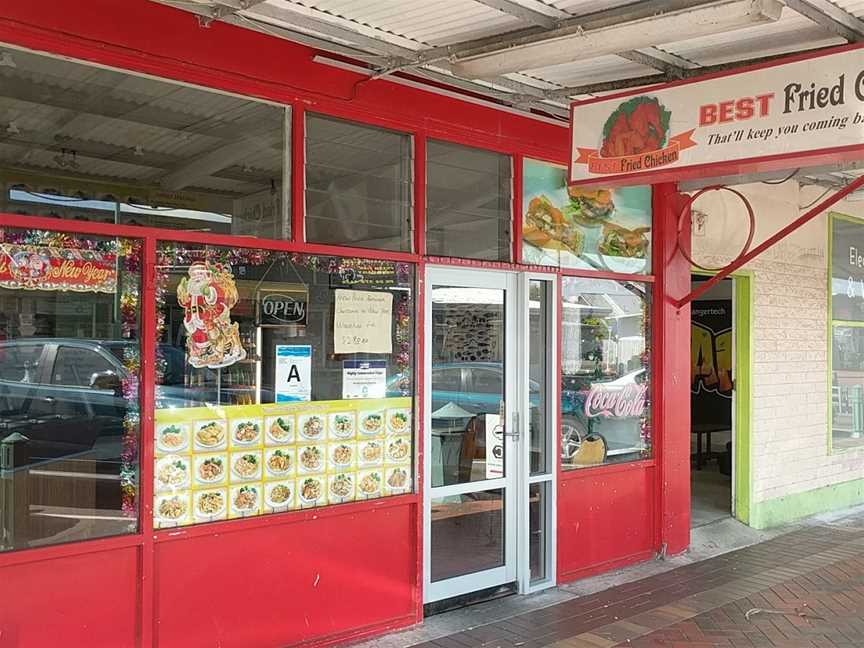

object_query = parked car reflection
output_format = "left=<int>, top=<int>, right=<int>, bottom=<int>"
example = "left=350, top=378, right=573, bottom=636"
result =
left=0, top=338, right=259, bottom=463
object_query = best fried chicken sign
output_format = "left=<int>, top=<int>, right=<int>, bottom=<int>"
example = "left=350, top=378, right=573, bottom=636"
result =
left=569, top=45, right=864, bottom=185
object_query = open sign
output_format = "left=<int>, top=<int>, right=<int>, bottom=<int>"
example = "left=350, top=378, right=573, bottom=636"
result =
left=257, top=290, right=308, bottom=326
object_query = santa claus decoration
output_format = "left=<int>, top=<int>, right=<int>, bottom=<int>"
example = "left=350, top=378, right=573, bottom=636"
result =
left=177, top=261, right=246, bottom=369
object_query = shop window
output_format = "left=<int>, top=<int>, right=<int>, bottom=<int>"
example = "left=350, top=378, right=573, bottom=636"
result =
left=560, top=277, right=651, bottom=469
left=522, top=159, right=652, bottom=274
left=830, top=213, right=864, bottom=450
left=426, top=140, right=512, bottom=261
left=153, top=243, right=415, bottom=527
left=305, top=114, right=413, bottom=251
left=0, top=49, right=289, bottom=239
left=0, top=227, right=142, bottom=552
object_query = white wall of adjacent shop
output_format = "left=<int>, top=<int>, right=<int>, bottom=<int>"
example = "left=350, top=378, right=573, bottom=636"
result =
left=691, top=179, right=864, bottom=526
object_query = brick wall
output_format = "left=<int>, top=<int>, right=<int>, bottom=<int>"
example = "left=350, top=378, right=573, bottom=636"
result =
left=691, top=182, right=864, bottom=507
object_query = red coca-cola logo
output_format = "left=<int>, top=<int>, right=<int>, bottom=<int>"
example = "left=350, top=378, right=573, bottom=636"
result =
left=584, top=383, right=647, bottom=418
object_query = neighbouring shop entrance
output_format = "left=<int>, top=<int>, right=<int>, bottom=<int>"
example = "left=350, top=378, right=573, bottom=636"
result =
left=690, top=275, right=735, bottom=527
left=423, top=267, right=555, bottom=607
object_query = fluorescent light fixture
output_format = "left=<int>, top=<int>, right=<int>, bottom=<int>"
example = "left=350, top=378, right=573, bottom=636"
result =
left=451, top=0, right=783, bottom=80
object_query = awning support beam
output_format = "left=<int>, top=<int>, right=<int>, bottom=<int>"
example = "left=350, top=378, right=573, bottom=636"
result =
left=675, top=173, right=864, bottom=309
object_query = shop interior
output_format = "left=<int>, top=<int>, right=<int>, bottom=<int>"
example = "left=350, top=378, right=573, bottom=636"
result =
left=690, top=275, right=734, bottom=528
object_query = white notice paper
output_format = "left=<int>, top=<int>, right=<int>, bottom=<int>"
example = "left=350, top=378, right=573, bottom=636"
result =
left=485, top=414, right=503, bottom=479
left=333, top=289, right=393, bottom=355
left=274, top=345, right=311, bottom=402
left=342, top=360, right=387, bottom=399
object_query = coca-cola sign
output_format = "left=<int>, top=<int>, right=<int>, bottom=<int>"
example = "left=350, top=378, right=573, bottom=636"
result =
left=584, top=383, right=647, bottom=418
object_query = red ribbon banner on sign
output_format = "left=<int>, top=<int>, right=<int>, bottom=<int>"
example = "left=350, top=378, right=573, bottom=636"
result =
left=576, top=130, right=697, bottom=175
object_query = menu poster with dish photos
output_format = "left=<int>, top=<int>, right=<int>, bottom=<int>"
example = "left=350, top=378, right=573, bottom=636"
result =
left=521, top=158, right=652, bottom=274
left=153, top=397, right=413, bottom=529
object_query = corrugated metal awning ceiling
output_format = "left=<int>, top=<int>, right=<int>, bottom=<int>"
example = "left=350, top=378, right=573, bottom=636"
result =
left=150, top=0, right=864, bottom=120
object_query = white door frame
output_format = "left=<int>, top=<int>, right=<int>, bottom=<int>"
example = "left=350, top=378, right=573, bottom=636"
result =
left=518, top=272, right=558, bottom=594
left=423, top=266, right=518, bottom=603
left=423, top=266, right=557, bottom=603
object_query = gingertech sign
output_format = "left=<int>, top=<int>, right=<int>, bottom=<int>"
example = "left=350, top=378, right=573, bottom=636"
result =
left=570, top=45, right=864, bottom=185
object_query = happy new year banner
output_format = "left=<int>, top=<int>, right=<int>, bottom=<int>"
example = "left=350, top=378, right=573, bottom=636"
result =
left=0, top=244, right=117, bottom=293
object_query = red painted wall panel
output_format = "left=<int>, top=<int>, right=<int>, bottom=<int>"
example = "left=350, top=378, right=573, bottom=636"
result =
left=153, top=503, right=418, bottom=648
left=0, top=546, right=140, bottom=648
left=557, top=465, right=655, bottom=581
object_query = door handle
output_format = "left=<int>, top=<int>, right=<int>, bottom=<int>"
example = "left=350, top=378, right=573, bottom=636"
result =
left=492, top=423, right=519, bottom=440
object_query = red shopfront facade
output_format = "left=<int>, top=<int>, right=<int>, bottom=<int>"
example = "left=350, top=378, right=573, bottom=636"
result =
left=0, top=2, right=691, bottom=647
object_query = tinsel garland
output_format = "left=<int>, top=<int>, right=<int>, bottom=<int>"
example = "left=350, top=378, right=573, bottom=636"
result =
left=640, top=295, right=652, bottom=457
left=119, top=239, right=142, bottom=520
left=0, top=228, right=117, bottom=252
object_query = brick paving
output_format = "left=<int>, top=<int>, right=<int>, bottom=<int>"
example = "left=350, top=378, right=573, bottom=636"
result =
left=400, top=521, right=864, bottom=648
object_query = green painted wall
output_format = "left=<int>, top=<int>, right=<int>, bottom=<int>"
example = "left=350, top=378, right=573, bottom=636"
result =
left=749, top=478, right=864, bottom=529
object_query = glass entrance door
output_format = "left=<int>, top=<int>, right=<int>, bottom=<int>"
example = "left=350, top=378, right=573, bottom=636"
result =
left=424, top=267, right=518, bottom=603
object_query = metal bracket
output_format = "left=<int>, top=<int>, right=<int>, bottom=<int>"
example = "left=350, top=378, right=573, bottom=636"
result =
left=675, top=173, right=864, bottom=309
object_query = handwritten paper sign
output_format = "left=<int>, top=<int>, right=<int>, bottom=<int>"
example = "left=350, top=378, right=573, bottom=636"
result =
left=333, top=289, right=393, bottom=354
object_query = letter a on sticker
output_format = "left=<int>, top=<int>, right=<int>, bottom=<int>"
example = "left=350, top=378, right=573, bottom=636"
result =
left=287, top=364, right=301, bottom=382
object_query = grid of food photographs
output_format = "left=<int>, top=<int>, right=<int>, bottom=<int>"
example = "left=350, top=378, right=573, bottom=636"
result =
left=153, top=397, right=413, bottom=528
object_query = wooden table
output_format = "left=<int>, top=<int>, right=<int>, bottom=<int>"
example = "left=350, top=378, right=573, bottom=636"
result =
left=691, top=423, right=730, bottom=470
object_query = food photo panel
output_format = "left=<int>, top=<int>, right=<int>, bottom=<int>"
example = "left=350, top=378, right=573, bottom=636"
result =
left=194, top=419, right=228, bottom=452
left=194, top=453, right=228, bottom=487
left=193, top=488, right=228, bottom=523
left=155, top=455, right=192, bottom=493
left=328, top=472, right=355, bottom=504
left=358, top=410, right=385, bottom=438
left=263, top=480, right=295, bottom=513
left=384, top=466, right=411, bottom=495
left=230, top=450, right=263, bottom=483
left=297, top=475, right=326, bottom=509
left=328, top=442, right=355, bottom=471
left=230, top=417, right=263, bottom=448
left=155, top=491, right=191, bottom=528
left=264, top=447, right=295, bottom=480
left=265, top=414, right=294, bottom=446
left=229, top=484, right=262, bottom=518
left=155, top=422, right=190, bottom=455
left=328, top=411, right=356, bottom=441
left=298, top=413, right=327, bottom=442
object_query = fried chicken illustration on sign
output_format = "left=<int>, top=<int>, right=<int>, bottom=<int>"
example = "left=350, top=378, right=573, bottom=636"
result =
left=600, top=97, right=671, bottom=158
left=177, top=261, right=246, bottom=369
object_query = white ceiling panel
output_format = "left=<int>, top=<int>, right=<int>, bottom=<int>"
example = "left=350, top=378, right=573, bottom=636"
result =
left=275, top=0, right=524, bottom=46
left=657, top=6, right=844, bottom=66
left=523, top=54, right=657, bottom=87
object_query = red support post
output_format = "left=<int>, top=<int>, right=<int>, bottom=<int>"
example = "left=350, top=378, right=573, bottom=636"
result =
left=654, top=183, right=691, bottom=555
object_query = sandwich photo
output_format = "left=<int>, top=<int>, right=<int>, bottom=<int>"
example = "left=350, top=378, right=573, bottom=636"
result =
left=523, top=195, right=584, bottom=255
left=598, top=222, right=650, bottom=259
left=565, top=187, right=615, bottom=227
